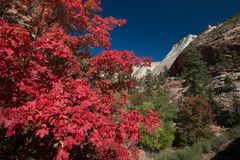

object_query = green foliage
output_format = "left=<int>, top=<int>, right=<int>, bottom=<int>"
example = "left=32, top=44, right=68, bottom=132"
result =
left=212, top=45, right=240, bottom=72
left=157, top=71, right=168, bottom=85
left=144, top=69, right=154, bottom=97
left=155, top=140, right=211, bottom=160
left=232, top=50, right=240, bottom=65
left=211, top=134, right=228, bottom=151
left=215, top=76, right=236, bottom=94
left=155, top=125, right=240, bottom=160
left=213, top=97, right=240, bottom=127
left=213, top=46, right=228, bottom=70
left=139, top=122, right=175, bottom=150
left=176, top=146, right=201, bottom=160
left=234, top=98, right=240, bottom=117
left=132, top=102, right=154, bottom=115
left=182, top=48, right=211, bottom=97
left=197, top=140, right=212, bottom=153
left=224, top=76, right=234, bottom=86
left=155, top=152, right=180, bottom=160
left=157, top=73, right=166, bottom=84
left=153, top=88, right=177, bottom=122
left=231, top=98, right=240, bottom=125
left=228, top=125, right=240, bottom=139
left=155, top=139, right=212, bottom=160
left=130, top=88, right=177, bottom=150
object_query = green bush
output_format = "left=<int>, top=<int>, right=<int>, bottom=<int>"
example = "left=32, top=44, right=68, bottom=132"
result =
left=130, top=88, right=177, bottom=151
left=153, top=88, right=177, bottom=122
left=131, top=102, right=154, bottom=115
left=135, top=88, right=177, bottom=150
left=195, top=140, right=212, bottom=153
left=229, top=125, right=240, bottom=139
left=144, top=69, right=154, bottom=97
left=155, top=140, right=211, bottom=160
left=155, top=126, right=240, bottom=160
left=214, top=98, right=240, bottom=127
left=211, top=134, right=228, bottom=151
left=155, top=152, right=179, bottom=160
left=139, top=122, right=175, bottom=150
left=176, top=146, right=201, bottom=160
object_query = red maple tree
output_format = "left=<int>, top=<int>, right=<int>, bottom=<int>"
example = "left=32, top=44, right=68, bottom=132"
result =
left=0, top=1, right=159, bottom=159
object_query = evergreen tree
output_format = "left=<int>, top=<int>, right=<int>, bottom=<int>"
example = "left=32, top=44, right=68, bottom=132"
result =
left=214, top=46, right=228, bottom=69
left=182, top=48, right=211, bottom=96
left=153, top=88, right=177, bottom=122
left=157, top=71, right=168, bottom=86
left=144, top=69, right=154, bottom=97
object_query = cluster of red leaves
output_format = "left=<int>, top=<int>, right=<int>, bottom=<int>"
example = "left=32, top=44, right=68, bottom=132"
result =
left=15, top=0, right=126, bottom=51
left=0, top=19, right=54, bottom=107
left=0, top=0, right=160, bottom=159
left=88, top=50, right=151, bottom=91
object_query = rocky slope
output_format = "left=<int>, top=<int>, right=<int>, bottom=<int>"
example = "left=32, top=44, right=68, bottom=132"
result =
left=132, top=34, right=197, bottom=79
left=134, top=14, right=240, bottom=109
left=159, top=34, right=197, bottom=71
left=170, top=14, right=240, bottom=74
left=169, top=14, right=240, bottom=108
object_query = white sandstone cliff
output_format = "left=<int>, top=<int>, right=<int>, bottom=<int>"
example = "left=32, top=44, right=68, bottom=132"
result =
left=132, top=34, right=197, bottom=79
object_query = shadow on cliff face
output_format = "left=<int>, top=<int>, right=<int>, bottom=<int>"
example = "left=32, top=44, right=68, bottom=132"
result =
left=212, top=138, right=240, bottom=160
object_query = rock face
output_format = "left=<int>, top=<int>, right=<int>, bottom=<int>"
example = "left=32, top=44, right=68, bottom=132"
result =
left=212, top=71, right=240, bottom=109
left=1, top=1, right=47, bottom=38
left=170, top=15, right=240, bottom=74
left=132, top=34, right=197, bottom=79
left=133, top=14, right=240, bottom=109
left=169, top=14, right=240, bottom=109
left=160, top=34, right=197, bottom=71
left=132, top=62, right=161, bottom=79
left=163, top=77, right=186, bottom=103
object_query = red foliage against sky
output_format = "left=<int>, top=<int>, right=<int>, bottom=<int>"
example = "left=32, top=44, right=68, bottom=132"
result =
left=0, top=0, right=158, bottom=159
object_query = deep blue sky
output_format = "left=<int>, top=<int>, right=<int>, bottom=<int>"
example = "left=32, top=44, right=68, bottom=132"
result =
left=99, top=0, right=240, bottom=61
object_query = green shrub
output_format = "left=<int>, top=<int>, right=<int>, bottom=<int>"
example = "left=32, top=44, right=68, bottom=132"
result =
left=144, top=69, right=154, bottom=97
left=215, top=98, right=240, bottom=127
left=131, top=102, right=154, bottom=115
left=228, top=125, right=240, bottom=139
left=136, top=88, right=177, bottom=151
left=153, top=88, right=177, bottom=122
left=155, top=152, right=179, bottom=160
left=224, top=76, right=234, bottom=86
left=211, top=134, right=228, bottom=151
left=176, top=146, right=201, bottom=160
left=130, top=88, right=177, bottom=151
left=195, top=140, right=212, bottom=153
left=155, top=125, right=240, bottom=160
left=139, top=122, right=175, bottom=150
left=155, top=140, right=210, bottom=160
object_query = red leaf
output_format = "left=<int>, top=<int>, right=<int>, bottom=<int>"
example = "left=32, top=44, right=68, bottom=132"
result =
left=56, top=148, right=69, bottom=160
left=36, top=127, right=49, bottom=138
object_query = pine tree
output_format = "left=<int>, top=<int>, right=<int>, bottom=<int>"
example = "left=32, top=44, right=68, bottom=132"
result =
left=153, top=88, right=177, bottom=122
left=144, top=69, right=154, bottom=97
left=182, top=48, right=211, bottom=96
